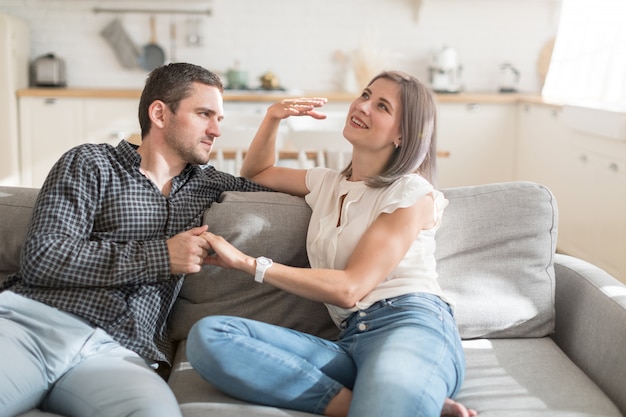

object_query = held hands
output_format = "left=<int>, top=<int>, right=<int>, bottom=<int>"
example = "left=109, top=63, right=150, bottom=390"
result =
left=267, top=97, right=329, bottom=121
left=167, top=227, right=254, bottom=275
left=200, top=232, right=254, bottom=274
left=167, top=225, right=212, bottom=275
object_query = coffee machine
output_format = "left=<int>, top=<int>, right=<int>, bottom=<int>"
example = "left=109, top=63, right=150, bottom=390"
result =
left=429, top=46, right=462, bottom=93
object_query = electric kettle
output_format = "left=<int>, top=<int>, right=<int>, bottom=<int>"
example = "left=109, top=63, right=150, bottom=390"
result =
left=499, top=63, right=520, bottom=93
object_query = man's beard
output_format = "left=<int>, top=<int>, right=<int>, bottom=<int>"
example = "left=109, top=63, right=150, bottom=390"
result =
left=164, top=130, right=212, bottom=166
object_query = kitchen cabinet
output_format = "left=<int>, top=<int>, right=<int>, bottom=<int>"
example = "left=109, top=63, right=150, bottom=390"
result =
left=19, top=96, right=82, bottom=187
left=18, top=96, right=139, bottom=187
left=557, top=137, right=626, bottom=282
left=515, top=102, right=626, bottom=284
left=436, top=102, right=517, bottom=188
left=592, top=154, right=626, bottom=280
left=515, top=104, right=565, bottom=191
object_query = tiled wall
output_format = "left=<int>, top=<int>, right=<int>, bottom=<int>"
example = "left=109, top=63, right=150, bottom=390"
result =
left=0, top=0, right=561, bottom=93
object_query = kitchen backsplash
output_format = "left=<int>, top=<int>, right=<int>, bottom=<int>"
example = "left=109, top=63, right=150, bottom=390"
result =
left=0, top=0, right=562, bottom=92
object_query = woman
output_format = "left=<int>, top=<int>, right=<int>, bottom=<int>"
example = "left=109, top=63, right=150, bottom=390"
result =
left=187, top=71, right=476, bottom=417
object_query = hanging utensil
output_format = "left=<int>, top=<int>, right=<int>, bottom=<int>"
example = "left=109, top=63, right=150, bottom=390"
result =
left=100, top=18, right=140, bottom=69
left=139, top=15, right=165, bottom=71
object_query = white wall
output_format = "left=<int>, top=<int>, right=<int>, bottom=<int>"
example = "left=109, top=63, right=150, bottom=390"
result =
left=0, top=0, right=562, bottom=93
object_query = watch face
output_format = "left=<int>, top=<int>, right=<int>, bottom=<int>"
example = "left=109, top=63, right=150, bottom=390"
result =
left=258, top=257, right=272, bottom=267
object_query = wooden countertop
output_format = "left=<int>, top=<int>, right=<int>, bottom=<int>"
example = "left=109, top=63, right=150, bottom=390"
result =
left=16, top=87, right=553, bottom=105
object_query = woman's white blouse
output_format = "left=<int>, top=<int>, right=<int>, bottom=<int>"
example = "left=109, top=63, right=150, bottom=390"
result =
left=304, top=167, right=452, bottom=326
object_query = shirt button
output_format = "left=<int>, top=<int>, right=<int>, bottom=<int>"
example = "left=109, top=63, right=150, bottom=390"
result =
left=358, top=323, right=367, bottom=331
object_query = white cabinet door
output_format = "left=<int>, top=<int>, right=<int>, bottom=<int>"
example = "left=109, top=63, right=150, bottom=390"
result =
left=558, top=148, right=626, bottom=282
left=19, top=96, right=82, bottom=187
left=82, top=98, right=140, bottom=145
left=592, top=154, right=626, bottom=280
left=19, top=96, right=141, bottom=188
left=555, top=145, right=598, bottom=262
left=515, top=104, right=565, bottom=191
left=516, top=102, right=626, bottom=284
left=437, top=103, right=516, bottom=188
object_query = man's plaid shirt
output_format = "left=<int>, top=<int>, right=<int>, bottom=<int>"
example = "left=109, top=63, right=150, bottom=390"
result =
left=1, top=140, right=268, bottom=364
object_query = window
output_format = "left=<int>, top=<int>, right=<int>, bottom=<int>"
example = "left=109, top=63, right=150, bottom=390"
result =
left=542, top=0, right=626, bottom=108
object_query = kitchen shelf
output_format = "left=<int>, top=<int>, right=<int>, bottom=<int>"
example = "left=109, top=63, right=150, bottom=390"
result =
left=17, top=88, right=542, bottom=105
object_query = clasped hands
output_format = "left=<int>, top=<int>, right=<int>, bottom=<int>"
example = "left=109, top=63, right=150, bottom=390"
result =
left=167, top=225, right=249, bottom=275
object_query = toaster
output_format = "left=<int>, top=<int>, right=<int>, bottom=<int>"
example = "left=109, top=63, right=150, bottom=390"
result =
left=31, top=53, right=66, bottom=87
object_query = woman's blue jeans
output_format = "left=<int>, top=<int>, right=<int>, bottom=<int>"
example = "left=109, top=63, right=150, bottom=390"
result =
left=186, top=293, right=465, bottom=417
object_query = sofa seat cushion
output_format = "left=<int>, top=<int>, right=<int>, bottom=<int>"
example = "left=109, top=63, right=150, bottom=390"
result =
left=170, top=341, right=317, bottom=416
left=179, top=403, right=317, bottom=417
left=169, top=338, right=621, bottom=417
left=457, top=338, right=622, bottom=416
left=436, top=182, right=558, bottom=339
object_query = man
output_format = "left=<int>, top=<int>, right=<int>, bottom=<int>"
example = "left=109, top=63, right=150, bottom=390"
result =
left=0, top=63, right=268, bottom=417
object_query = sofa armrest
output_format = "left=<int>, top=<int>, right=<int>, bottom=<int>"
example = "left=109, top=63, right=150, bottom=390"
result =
left=552, top=253, right=626, bottom=416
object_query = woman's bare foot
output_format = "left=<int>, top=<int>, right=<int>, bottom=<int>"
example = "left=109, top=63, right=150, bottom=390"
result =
left=324, top=388, right=352, bottom=417
left=442, top=398, right=478, bottom=417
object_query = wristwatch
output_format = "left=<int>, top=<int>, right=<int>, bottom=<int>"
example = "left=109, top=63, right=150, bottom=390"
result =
left=254, top=256, right=273, bottom=283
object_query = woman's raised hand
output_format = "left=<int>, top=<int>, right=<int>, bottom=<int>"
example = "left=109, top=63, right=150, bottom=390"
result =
left=267, top=97, right=328, bottom=120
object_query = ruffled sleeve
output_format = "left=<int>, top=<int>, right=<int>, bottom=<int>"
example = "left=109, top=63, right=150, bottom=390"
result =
left=379, top=174, right=448, bottom=226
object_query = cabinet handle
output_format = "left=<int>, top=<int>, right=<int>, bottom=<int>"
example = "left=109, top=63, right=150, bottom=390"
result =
left=608, top=162, right=619, bottom=172
left=467, top=103, right=480, bottom=112
left=44, top=98, right=57, bottom=105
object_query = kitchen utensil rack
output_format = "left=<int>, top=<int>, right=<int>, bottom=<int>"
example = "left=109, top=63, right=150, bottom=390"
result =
left=93, top=7, right=212, bottom=16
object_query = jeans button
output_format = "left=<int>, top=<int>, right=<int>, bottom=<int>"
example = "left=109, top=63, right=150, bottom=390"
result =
left=358, top=323, right=367, bottom=331
left=358, top=311, right=366, bottom=317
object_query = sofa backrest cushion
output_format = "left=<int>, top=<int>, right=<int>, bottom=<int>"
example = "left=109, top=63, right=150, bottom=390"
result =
left=168, top=191, right=339, bottom=342
left=170, top=181, right=557, bottom=342
left=0, top=187, right=39, bottom=284
left=0, top=182, right=557, bottom=342
left=436, top=181, right=557, bottom=338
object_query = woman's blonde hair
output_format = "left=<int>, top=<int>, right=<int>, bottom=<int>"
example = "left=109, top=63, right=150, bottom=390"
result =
left=342, top=70, right=438, bottom=187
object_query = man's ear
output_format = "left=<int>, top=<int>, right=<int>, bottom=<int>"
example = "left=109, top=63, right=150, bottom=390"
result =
left=149, top=100, right=167, bottom=128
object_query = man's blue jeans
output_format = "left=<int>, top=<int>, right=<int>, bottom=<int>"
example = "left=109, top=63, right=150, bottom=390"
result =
left=0, top=291, right=181, bottom=417
left=187, top=293, right=465, bottom=417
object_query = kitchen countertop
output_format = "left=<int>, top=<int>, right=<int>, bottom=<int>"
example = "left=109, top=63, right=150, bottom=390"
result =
left=16, top=87, right=555, bottom=105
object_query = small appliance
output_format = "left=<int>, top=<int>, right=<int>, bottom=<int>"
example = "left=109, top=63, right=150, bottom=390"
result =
left=499, top=63, right=520, bottom=93
left=429, top=46, right=462, bottom=93
left=31, top=53, right=66, bottom=87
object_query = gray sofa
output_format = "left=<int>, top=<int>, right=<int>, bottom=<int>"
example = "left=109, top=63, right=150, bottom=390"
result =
left=1, top=181, right=624, bottom=417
